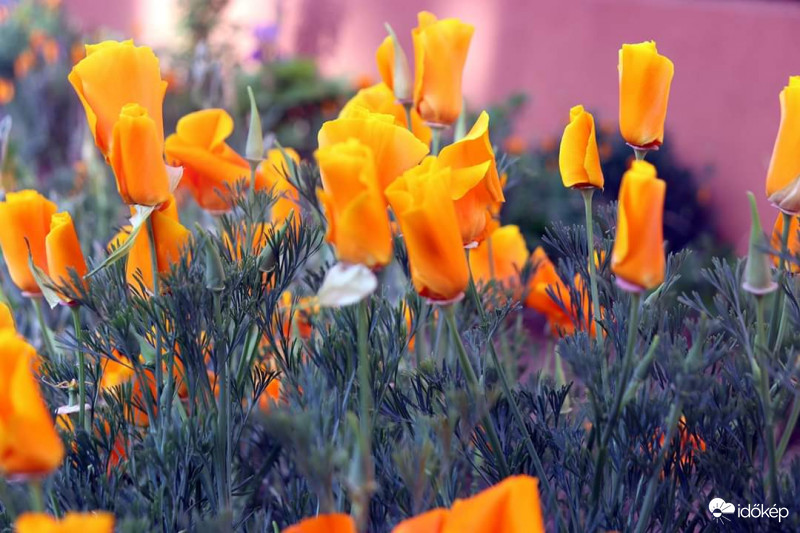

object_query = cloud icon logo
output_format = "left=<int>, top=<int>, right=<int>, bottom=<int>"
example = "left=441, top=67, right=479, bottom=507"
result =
left=709, top=498, right=735, bottom=522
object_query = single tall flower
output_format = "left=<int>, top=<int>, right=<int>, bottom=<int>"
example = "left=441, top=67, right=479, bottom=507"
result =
left=165, top=109, right=250, bottom=213
left=765, top=77, right=800, bottom=211
left=559, top=105, right=604, bottom=189
left=0, top=190, right=57, bottom=295
left=611, top=160, right=667, bottom=291
left=412, top=11, right=474, bottom=126
left=386, top=158, right=469, bottom=301
left=69, top=40, right=171, bottom=206
left=315, top=139, right=393, bottom=268
left=318, top=107, right=429, bottom=192
left=436, top=111, right=504, bottom=246
left=618, top=41, right=674, bottom=150
left=0, top=330, right=65, bottom=476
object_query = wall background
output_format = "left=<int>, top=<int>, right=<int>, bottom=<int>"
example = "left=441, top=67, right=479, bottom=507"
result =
left=63, top=0, right=800, bottom=247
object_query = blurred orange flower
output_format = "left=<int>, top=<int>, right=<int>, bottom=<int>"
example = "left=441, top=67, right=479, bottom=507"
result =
left=0, top=302, right=15, bottom=331
left=771, top=212, right=800, bottom=272
left=469, top=225, right=528, bottom=293
left=316, top=138, right=393, bottom=268
left=412, top=11, right=474, bottom=126
left=0, top=78, right=14, bottom=105
left=0, top=330, right=65, bottom=477
left=15, top=511, right=114, bottom=533
left=611, top=160, right=666, bottom=291
left=618, top=41, right=674, bottom=149
left=14, top=49, right=36, bottom=78
left=285, top=514, right=356, bottom=533
left=391, top=475, right=545, bottom=533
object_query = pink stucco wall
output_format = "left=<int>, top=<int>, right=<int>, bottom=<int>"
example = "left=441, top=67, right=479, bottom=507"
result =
left=64, top=0, right=800, bottom=247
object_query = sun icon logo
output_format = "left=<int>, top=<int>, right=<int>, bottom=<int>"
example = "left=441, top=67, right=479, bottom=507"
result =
left=708, top=497, right=735, bottom=523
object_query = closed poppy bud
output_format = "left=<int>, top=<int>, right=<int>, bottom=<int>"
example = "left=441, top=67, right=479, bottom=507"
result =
left=0, top=190, right=57, bottom=295
left=469, top=225, right=529, bottom=292
left=611, top=160, right=666, bottom=291
left=69, top=40, right=167, bottom=156
left=45, top=212, right=88, bottom=297
left=772, top=212, right=800, bottom=273
left=376, top=26, right=412, bottom=103
left=110, top=103, right=171, bottom=206
left=315, top=139, right=393, bottom=268
left=412, top=11, right=474, bottom=126
left=318, top=107, right=429, bottom=192
left=0, top=302, right=14, bottom=330
left=0, top=330, right=65, bottom=476
left=386, top=158, right=469, bottom=302
left=165, top=109, right=250, bottom=213
left=436, top=111, right=504, bottom=246
left=341, top=83, right=432, bottom=146
left=743, top=192, right=777, bottom=295
left=15, top=511, right=115, bottom=533
left=618, top=41, right=674, bottom=149
left=284, top=514, right=356, bottom=533
left=559, top=105, right=604, bottom=189
left=255, top=148, right=302, bottom=225
left=766, top=77, right=800, bottom=207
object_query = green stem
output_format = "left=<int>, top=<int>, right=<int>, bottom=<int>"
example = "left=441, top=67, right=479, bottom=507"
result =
left=431, top=128, right=442, bottom=156
left=443, top=305, right=510, bottom=478
left=592, top=291, right=642, bottom=508
left=71, top=306, right=88, bottom=431
left=355, top=299, right=374, bottom=532
left=31, top=297, right=57, bottom=359
left=580, top=189, right=606, bottom=393
left=28, top=479, right=44, bottom=512
left=214, top=292, right=231, bottom=511
left=634, top=397, right=684, bottom=533
left=403, top=102, right=413, bottom=134
left=633, top=148, right=647, bottom=161
left=756, top=295, right=779, bottom=502
left=778, top=393, right=800, bottom=462
left=146, top=217, right=164, bottom=426
left=771, top=212, right=792, bottom=351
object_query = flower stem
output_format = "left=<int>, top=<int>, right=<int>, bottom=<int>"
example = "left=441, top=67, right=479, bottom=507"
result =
left=146, top=216, right=164, bottom=425
left=71, top=306, right=89, bottom=432
left=403, top=102, right=413, bottom=134
left=633, top=148, right=647, bottom=161
left=756, top=295, right=779, bottom=502
left=431, top=128, right=442, bottom=156
left=31, top=297, right=57, bottom=359
left=769, top=212, right=792, bottom=350
left=28, top=479, right=44, bottom=512
left=442, top=304, right=509, bottom=478
left=580, top=189, right=606, bottom=394
left=355, top=298, right=375, bottom=531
